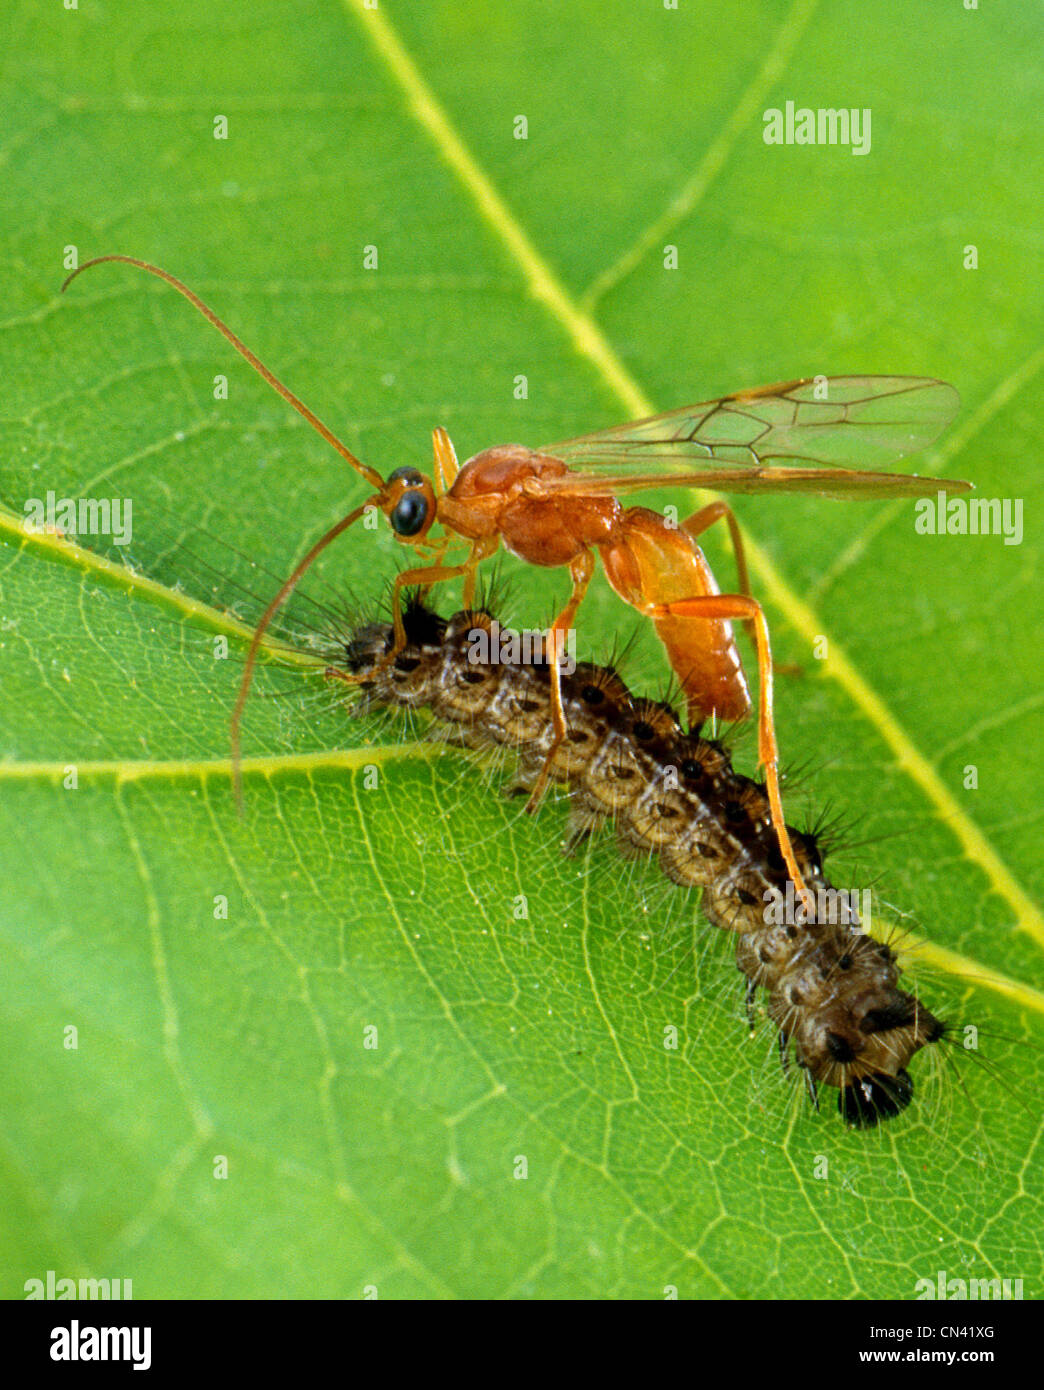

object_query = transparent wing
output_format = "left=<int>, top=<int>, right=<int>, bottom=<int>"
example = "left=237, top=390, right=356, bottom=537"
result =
left=538, top=376, right=968, bottom=499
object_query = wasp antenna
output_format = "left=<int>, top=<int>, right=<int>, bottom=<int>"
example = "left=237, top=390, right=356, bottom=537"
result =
left=230, top=499, right=376, bottom=811
left=61, top=255, right=385, bottom=490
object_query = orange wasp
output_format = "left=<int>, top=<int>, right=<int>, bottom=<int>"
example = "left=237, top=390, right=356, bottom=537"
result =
left=63, top=257, right=971, bottom=901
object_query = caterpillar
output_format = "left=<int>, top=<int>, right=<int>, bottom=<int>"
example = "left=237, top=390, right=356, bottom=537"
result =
left=335, top=597, right=946, bottom=1127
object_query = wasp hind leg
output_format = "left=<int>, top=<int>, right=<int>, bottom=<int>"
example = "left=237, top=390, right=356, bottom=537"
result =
left=681, top=502, right=800, bottom=677
left=651, top=590, right=811, bottom=907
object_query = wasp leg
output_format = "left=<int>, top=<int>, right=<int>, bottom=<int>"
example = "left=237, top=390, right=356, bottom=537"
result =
left=523, top=551, right=595, bottom=814
left=390, top=537, right=498, bottom=652
left=681, top=502, right=800, bottom=677
left=653, top=591, right=811, bottom=907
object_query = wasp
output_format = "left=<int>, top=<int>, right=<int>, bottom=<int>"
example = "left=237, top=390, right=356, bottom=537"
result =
left=62, top=256, right=971, bottom=900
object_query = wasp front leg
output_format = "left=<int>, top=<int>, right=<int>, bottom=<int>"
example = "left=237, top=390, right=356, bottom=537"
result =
left=325, top=536, right=498, bottom=697
left=408, top=534, right=453, bottom=569
left=390, top=535, right=500, bottom=652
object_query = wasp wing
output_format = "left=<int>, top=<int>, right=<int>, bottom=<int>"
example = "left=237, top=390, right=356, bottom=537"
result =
left=538, top=376, right=968, bottom=499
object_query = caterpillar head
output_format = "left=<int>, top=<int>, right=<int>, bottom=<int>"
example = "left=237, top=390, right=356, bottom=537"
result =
left=764, top=929, right=946, bottom=1124
left=838, top=1068, right=915, bottom=1127
left=820, top=987, right=946, bottom=1125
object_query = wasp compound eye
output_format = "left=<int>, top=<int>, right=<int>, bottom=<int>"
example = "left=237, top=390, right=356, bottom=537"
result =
left=390, top=490, right=429, bottom=536
left=387, top=466, right=425, bottom=486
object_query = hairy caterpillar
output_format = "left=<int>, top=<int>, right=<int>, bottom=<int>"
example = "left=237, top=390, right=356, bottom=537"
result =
left=336, top=598, right=946, bottom=1127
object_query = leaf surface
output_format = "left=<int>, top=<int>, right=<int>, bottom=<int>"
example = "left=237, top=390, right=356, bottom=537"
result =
left=1, top=0, right=1041, bottom=1298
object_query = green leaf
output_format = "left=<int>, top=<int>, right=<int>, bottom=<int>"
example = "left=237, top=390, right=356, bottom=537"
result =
left=2, top=0, right=1041, bottom=1299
